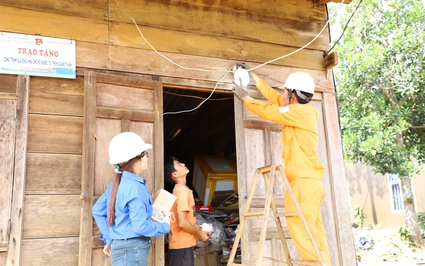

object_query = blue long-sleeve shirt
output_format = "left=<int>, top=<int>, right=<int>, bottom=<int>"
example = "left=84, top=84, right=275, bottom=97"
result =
left=92, top=171, right=170, bottom=246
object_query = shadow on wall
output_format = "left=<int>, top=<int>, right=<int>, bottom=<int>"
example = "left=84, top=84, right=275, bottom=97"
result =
left=345, top=161, right=388, bottom=225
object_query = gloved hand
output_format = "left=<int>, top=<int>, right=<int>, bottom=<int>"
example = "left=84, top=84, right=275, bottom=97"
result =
left=232, top=78, right=248, bottom=100
left=235, top=62, right=250, bottom=71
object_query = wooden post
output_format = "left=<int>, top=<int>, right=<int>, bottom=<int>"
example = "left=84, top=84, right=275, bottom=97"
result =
left=7, top=75, right=30, bottom=265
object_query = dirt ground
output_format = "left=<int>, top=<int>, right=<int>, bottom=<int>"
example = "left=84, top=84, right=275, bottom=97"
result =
left=353, top=227, right=425, bottom=266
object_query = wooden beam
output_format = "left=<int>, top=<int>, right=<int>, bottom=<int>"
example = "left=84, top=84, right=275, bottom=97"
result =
left=7, top=75, right=30, bottom=266
left=322, top=90, right=357, bottom=264
left=96, top=107, right=155, bottom=122
left=324, top=51, right=339, bottom=71
left=315, top=0, right=352, bottom=4
left=0, top=93, right=17, bottom=100
left=78, top=71, right=96, bottom=266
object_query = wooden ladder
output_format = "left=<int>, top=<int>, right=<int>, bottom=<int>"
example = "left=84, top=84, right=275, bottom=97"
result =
left=227, top=165, right=324, bottom=266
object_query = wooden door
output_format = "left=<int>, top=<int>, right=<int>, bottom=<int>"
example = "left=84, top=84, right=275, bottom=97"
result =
left=1, top=75, right=29, bottom=266
left=233, top=92, right=342, bottom=265
left=0, top=78, right=17, bottom=263
left=78, top=71, right=164, bottom=266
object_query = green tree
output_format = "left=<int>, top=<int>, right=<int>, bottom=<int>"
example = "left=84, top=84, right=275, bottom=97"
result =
left=330, top=0, right=425, bottom=246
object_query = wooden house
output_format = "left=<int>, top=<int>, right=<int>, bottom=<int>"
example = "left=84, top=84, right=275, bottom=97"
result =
left=0, top=0, right=356, bottom=265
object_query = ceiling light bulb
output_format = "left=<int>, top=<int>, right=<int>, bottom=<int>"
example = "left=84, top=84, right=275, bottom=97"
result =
left=234, top=67, right=250, bottom=87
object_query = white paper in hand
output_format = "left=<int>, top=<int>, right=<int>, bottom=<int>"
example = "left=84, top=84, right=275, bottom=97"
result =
left=152, top=189, right=177, bottom=223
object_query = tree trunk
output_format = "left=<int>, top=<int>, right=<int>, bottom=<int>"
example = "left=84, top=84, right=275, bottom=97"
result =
left=401, top=176, right=424, bottom=247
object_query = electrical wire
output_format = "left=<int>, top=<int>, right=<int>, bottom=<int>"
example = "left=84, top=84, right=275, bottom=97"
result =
left=164, top=90, right=233, bottom=101
left=113, top=0, right=348, bottom=115
left=113, top=0, right=226, bottom=72
left=248, top=21, right=330, bottom=72
left=326, top=0, right=364, bottom=56
left=163, top=67, right=233, bottom=115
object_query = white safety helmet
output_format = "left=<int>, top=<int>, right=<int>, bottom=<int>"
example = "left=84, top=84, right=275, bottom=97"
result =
left=108, top=132, right=152, bottom=165
left=281, top=72, right=315, bottom=95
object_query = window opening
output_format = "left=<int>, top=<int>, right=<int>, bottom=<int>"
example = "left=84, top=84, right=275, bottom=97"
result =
left=388, top=174, right=404, bottom=212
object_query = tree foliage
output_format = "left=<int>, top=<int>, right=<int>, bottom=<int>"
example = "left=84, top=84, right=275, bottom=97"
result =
left=331, top=0, right=425, bottom=177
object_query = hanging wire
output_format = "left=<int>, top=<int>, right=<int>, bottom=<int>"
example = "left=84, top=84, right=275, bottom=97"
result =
left=113, top=0, right=348, bottom=115
left=326, top=0, right=364, bottom=56
left=163, top=67, right=233, bottom=115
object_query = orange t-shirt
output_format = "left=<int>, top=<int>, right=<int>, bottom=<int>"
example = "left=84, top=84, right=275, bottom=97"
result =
left=168, top=184, right=198, bottom=249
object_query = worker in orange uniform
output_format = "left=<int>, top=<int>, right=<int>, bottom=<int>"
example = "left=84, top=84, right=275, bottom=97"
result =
left=232, top=65, right=332, bottom=266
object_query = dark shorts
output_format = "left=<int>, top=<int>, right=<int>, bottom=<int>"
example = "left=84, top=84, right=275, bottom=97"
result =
left=168, top=247, right=194, bottom=266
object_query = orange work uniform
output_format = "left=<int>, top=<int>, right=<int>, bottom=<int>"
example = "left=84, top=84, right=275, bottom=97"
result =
left=243, top=78, right=332, bottom=265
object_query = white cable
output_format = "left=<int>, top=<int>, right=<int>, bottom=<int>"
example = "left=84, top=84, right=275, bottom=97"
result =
left=113, top=0, right=344, bottom=74
left=114, top=0, right=227, bottom=72
left=247, top=21, right=330, bottom=72
left=163, top=67, right=232, bottom=115
left=114, top=0, right=347, bottom=115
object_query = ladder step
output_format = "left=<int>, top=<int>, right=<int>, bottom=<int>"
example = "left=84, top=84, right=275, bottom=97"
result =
left=291, top=259, right=323, bottom=265
left=243, top=211, right=264, bottom=217
left=244, top=211, right=299, bottom=218
left=277, top=211, right=298, bottom=217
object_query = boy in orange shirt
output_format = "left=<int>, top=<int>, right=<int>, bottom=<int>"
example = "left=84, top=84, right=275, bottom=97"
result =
left=164, top=156, right=210, bottom=266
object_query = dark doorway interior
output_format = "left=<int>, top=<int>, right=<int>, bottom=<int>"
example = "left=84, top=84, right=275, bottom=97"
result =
left=163, top=87, right=236, bottom=195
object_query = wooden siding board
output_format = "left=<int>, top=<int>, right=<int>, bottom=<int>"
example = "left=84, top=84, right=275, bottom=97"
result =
left=23, top=195, right=80, bottom=238
left=96, top=107, right=155, bottom=122
left=76, top=42, right=110, bottom=69
left=76, top=40, right=329, bottom=89
left=21, top=237, right=79, bottom=266
left=93, top=118, right=121, bottom=196
left=0, top=0, right=108, bottom=18
left=109, top=45, right=329, bottom=87
left=96, top=83, right=155, bottom=110
left=30, top=76, right=84, bottom=95
left=94, top=71, right=157, bottom=88
left=26, top=153, right=82, bottom=194
left=29, top=91, right=84, bottom=117
left=159, top=0, right=327, bottom=22
left=109, top=0, right=329, bottom=50
left=27, top=114, right=83, bottom=154
left=0, top=5, right=108, bottom=43
left=0, top=75, right=17, bottom=93
left=109, top=22, right=326, bottom=70
left=7, top=75, right=29, bottom=266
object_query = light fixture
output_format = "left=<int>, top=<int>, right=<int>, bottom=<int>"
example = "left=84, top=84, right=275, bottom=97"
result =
left=233, top=67, right=250, bottom=88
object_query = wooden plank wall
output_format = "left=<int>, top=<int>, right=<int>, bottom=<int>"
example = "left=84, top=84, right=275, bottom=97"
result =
left=22, top=76, right=84, bottom=265
left=0, top=0, right=331, bottom=88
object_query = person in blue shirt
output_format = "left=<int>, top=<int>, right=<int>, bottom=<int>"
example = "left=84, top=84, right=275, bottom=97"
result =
left=92, top=132, right=170, bottom=266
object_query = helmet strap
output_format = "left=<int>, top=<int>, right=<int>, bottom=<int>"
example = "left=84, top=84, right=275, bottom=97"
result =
left=294, top=90, right=312, bottom=103
left=288, top=89, right=293, bottom=101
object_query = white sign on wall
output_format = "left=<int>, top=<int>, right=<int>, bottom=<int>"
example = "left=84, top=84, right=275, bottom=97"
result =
left=0, top=32, right=76, bottom=79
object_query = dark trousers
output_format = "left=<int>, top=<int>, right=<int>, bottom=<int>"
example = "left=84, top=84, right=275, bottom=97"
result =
left=168, top=247, right=194, bottom=266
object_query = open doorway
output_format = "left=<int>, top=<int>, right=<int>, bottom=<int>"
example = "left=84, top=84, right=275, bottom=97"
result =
left=162, top=86, right=238, bottom=264
left=163, top=87, right=236, bottom=194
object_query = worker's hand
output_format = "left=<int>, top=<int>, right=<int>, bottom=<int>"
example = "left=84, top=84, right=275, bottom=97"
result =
left=198, top=230, right=210, bottom=242
left=103, top=245, right=111, bottom=256
left=232, top=78, right=248, bottom=100
left=164, top=212, right=175, bottom=225
left=235, top=62, right=250, bottom=71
